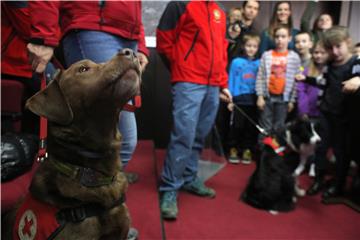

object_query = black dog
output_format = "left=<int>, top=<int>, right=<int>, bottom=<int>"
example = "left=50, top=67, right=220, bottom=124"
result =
left=241, top=118, right=320, bottom=213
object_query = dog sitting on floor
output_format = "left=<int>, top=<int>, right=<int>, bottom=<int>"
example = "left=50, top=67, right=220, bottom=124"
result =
left=4, top=49, right=141, bottom=240
left=241, top=118, right=320, bottom=214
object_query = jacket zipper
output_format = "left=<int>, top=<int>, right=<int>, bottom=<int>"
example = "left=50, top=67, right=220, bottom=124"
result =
left=99, top=0, right=105, bottom=25
left=207, top=3, right=214, bottom=83
left=184, top=30, right=199, bottom=61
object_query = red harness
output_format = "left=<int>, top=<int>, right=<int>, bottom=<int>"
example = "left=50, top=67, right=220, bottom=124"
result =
left=263, top=136, right=286, bottom=157
left=13, top=194, right=63, bottom=240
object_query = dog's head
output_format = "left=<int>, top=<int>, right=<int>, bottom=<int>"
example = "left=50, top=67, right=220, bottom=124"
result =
left=285, top=118, right=321, bottom=152
left=26, top=49, right=141, bottom=128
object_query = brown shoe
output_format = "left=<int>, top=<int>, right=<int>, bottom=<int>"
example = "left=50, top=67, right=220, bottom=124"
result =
left=125, top=172, right=139, bottom=184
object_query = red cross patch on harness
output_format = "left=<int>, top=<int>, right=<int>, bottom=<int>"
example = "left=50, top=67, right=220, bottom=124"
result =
left=263, top=137, right=285, bottom=156
left=13, top=194, right=61, bottom=240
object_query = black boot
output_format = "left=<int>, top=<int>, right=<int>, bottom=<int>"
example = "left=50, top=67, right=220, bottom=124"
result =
left=307, top=171, right=324, bottom=196
left=322, top=180, right=344, bottom=200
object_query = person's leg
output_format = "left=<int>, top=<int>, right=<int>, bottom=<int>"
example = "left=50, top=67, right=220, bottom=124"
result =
left=258, top=98, right=273, bottom=141
left=323, top=114, right=348, bottom=199
left=240, top=105, right=258, bottom=163
left=160, top=83, right=205, bottom=192
left=182, top=85, right=219, bottom=187
left=159, top=82, right=205, bottom=219
left=62, top=30, right=138, bottom=167
left=273, top=101, right=288, bottom=132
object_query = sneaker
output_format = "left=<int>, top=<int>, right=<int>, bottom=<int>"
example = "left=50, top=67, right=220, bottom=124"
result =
left=160, top=191, right=178, bottom=219
left=228, top=147, right=240, bottom=164
left=125, top=172, right=139, bottom=184
left=182, top=178, right=216, bottom=198
left=241, top=149, right=252, bottom=164
left=127, top=227, right=138, bottom=240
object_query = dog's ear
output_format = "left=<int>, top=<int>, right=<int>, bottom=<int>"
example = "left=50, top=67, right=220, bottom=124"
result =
left=26, top=72, right=74, bottom=125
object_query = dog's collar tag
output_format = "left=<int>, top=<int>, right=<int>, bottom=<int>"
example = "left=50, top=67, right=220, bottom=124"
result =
left=79, top=167, right=115, bottom=187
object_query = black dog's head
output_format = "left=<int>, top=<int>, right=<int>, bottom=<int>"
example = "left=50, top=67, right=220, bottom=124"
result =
left=285, top=118, right=321, bottom=152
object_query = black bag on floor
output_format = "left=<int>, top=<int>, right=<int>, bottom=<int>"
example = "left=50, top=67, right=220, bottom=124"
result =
left=1, top=133, right=38, bottom=182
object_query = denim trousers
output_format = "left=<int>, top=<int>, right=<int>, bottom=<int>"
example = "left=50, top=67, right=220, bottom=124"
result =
left=62, top=30, right=138, bottom=168
left=160, top=82, right=220, bottom=192
left=259, top=95, right=288, bottom=135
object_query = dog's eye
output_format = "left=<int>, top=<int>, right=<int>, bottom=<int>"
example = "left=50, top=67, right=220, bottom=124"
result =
left=78, top=66, right=90, bottom=73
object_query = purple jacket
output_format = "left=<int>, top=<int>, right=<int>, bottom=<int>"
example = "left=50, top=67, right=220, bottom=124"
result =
left=297, top=81, right=320, bottom=117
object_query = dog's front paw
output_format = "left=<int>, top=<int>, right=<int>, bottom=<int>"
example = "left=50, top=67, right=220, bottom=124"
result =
left=295, top=186, right=306, bottom=197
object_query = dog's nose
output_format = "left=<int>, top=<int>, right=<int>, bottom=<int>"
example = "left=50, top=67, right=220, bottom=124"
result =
left=120, top=48, right=136, bottom=59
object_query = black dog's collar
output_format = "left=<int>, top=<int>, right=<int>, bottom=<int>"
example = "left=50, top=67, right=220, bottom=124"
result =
left=50, top=159, right=116, bottom=187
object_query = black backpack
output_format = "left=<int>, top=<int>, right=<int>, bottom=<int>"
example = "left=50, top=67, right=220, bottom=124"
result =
left=1, top=133, right=38, bottom=182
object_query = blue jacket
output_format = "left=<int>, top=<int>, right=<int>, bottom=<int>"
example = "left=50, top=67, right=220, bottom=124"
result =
left=228, top=57, right=260, bottom=105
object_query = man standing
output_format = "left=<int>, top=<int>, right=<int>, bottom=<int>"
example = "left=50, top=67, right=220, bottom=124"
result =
left=156, top=1, right=232, bottom=220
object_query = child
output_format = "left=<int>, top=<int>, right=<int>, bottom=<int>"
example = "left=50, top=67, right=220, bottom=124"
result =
left=256, top=24, right=301, bottom=138
left=227, top=34, right=260, bottom=164
left=299, top=26, right=360, bottom=201
left=295, top=40, right=330, bottom=191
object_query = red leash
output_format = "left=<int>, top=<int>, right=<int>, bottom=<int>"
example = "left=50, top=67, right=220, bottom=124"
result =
left=37, top=58, right=64, bottom=162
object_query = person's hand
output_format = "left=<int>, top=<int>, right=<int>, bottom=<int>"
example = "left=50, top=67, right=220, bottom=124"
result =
left=27, top=43, right=54, bottom=73
left=228, top=25, right=241, bottom=39
left=220, top=88, right=232, bottom=103
left=227, top=102, right=234, bottom=112
left=288, top=102, right=294, bottom=112
left=136, top=52, right=149, bottom=72
left=295, top=73, right=306, bottom=81
left=257, top=96, right=265, bottom=111
left=342, top=76, right=360, bottom=93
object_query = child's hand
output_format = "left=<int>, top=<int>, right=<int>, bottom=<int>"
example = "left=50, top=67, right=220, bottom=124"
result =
left=342, top=76, right=360, bottom=93
left=288, top=102, right=294, bottom=112
left=295, top=74, right=306, bottom=81
left=227, top=103, right=234, bottom=112
left=257, top=96, right=265, bottom=111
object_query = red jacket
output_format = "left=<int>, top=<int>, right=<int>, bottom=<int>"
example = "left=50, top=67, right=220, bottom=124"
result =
left=1, top=2, right=32, bottom=78
left=156, top=1, right=228, bottom=88
left=28, top=0, right=148, bottom=56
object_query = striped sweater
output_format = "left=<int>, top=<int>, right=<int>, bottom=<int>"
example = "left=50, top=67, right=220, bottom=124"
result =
left=256, top=50, right=301, bottom=102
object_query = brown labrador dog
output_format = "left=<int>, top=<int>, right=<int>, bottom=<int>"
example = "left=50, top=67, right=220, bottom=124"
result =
left=4, top=48, right=141, bottom=240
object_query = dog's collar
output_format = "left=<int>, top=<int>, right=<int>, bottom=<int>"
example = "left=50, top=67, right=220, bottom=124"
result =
left=54, top=139, right=109, bottom=159
left=285, top=130, right=299, bottom=152
left=263, top=137, right=286, bottom=156
left=50, top=159, right=115, bottom=187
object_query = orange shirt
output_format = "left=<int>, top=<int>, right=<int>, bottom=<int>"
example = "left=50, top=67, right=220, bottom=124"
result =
left=268, top=50, right=288, bottom=95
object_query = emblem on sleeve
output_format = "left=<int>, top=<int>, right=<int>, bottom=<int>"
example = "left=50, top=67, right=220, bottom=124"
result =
left=18, top=210, right=37, bottom=240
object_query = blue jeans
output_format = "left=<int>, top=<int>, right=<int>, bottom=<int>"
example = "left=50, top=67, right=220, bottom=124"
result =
left=62, top=30, right=138, bottom=168
left=160, top=82, right=220, bottom=192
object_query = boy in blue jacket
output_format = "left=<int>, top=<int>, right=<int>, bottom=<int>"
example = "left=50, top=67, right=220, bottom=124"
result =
left=227, top=34, right=260, bottom=164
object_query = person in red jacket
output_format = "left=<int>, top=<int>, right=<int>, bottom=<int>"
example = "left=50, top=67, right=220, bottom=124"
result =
left=156, top=1, right=232, bottom=220
left=1, top=1, right=42, bottom=134
left=26, top=1, right=149, bottom=239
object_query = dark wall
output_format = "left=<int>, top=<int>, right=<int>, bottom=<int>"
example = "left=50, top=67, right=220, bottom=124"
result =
left=136, top=1, right=342, bottom=149
left=135, top=49, right=172, bottom=148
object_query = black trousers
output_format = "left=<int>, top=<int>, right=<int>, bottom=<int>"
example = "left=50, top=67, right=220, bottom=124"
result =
left=314, top=111, right=349, bottom=188
left=227, top=104, right=258, bottom=152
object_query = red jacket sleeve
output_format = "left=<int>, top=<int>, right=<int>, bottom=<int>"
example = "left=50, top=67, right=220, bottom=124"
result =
left=28, top=1, right=61, bottom=47
left=156, top=2, right=185, bottom=63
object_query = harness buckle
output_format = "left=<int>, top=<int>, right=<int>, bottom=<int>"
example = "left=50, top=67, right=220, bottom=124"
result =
left=70, top=207, right=87, bottom=222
